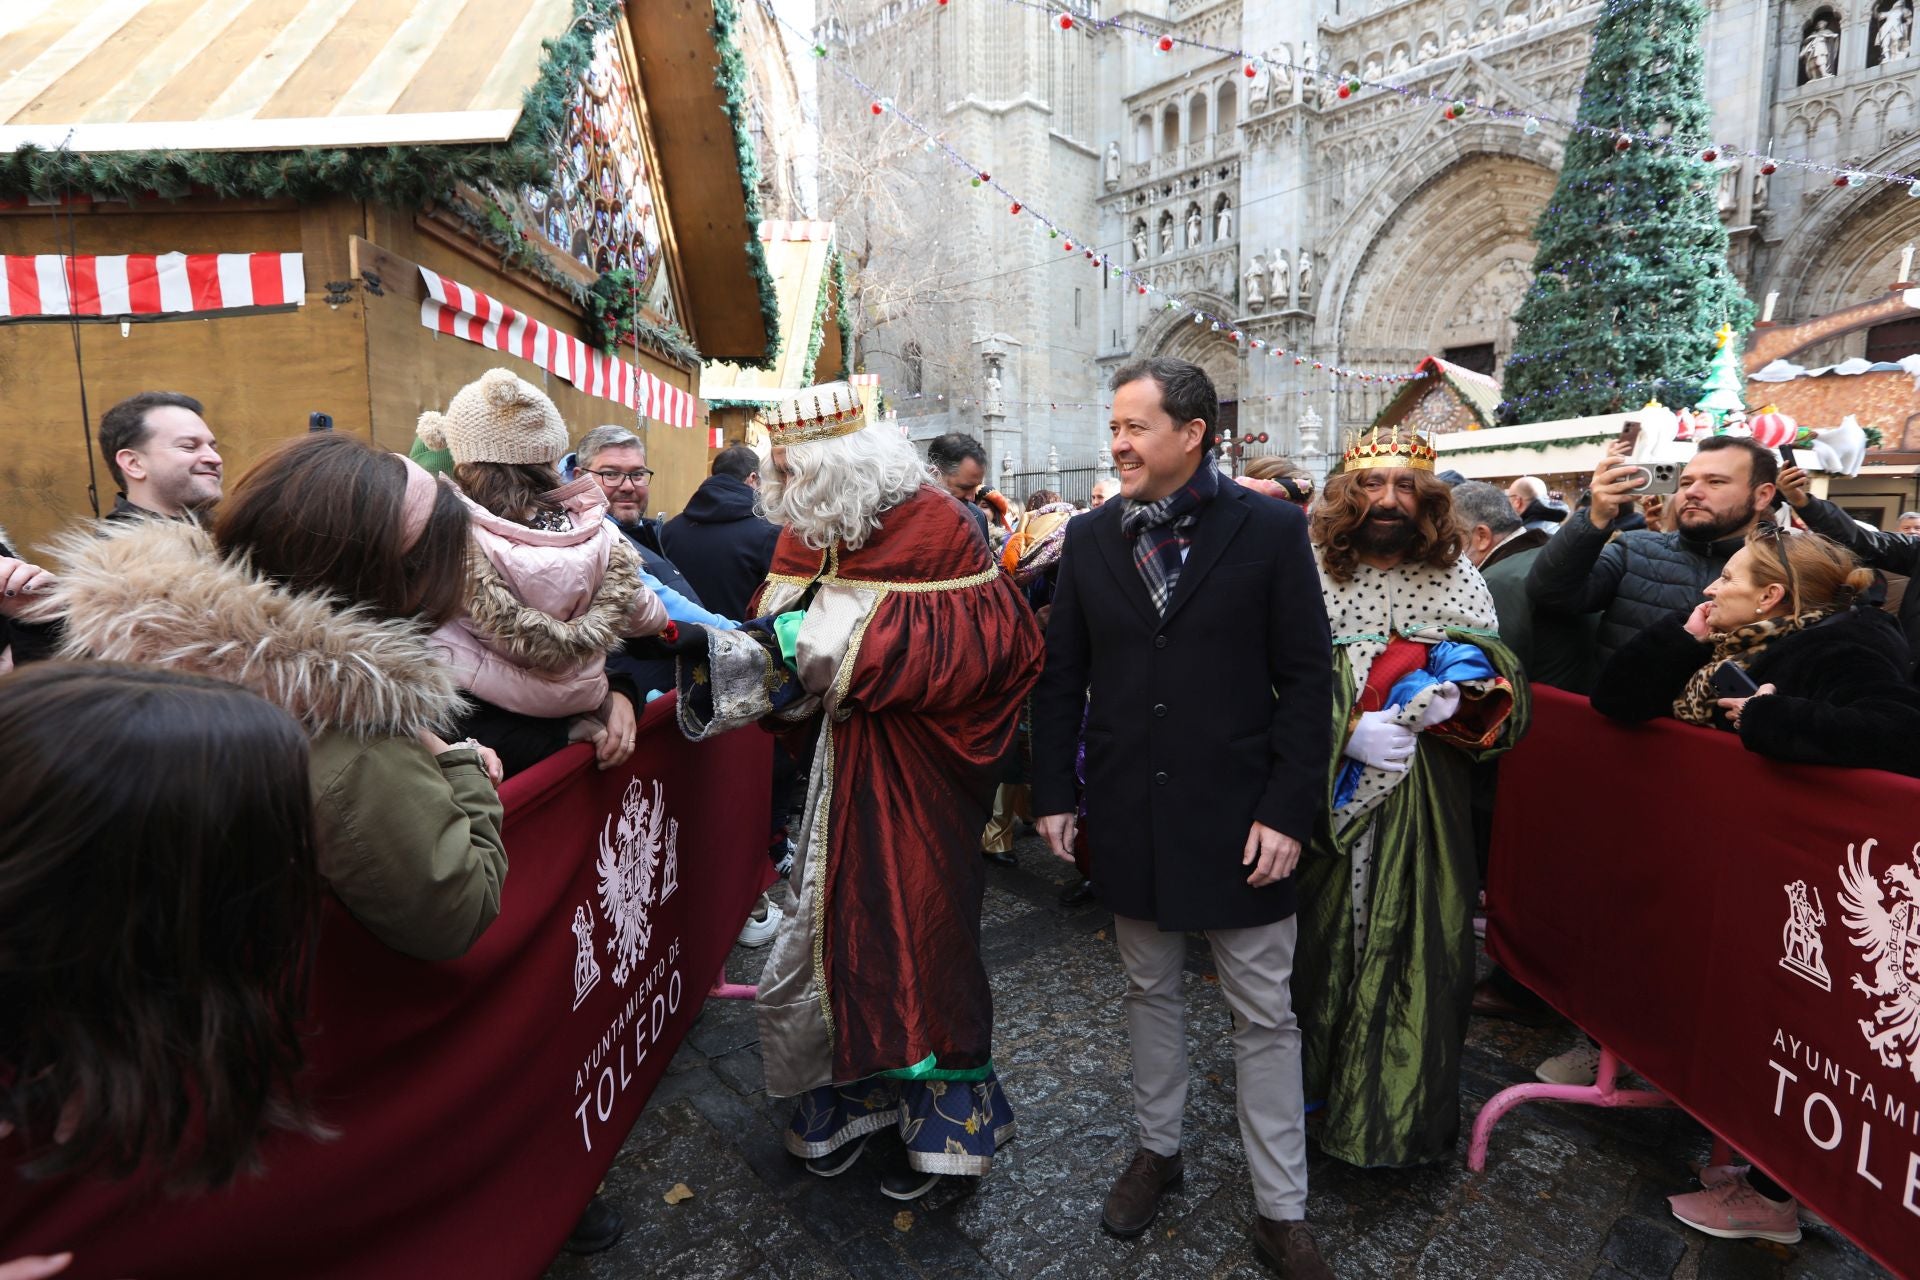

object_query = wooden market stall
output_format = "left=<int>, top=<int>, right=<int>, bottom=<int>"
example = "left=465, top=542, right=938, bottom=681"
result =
left=0, top=0, right=780, bottom=553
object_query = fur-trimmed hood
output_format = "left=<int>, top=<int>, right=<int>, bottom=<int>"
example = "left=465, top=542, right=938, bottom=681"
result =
left=36, top=520, right=466, bottom=738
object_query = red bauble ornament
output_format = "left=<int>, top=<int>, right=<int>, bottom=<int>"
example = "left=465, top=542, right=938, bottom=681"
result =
left=1337, top=84, right=1352, bottom=99
left=1157, top=35, right=1172, bottom=50
left=1137, top=285, right=1147, bottom=295
left=1009, top=202, right=1021, bottom=214
left=1701, top=147, right=1718, bottom=162
left=1442, top=106, right=1455, bottom=120
left=1312, top=361, right=1324, bottom=370
left=1834, top=173, right=1851, bottom=187
left=1058, top=13, right=1073, bottom=29
left=978, top=171, right=990, bottom=182
left=1760, top=159, right=1778, bottom=175
left=1062, top=240, right=1073, bottom=250
left=1615, top=134, right=1632, bottom=151
left=1244, top=63, right=1257, bottom=78
left=870, top=101, right=883, bottom=115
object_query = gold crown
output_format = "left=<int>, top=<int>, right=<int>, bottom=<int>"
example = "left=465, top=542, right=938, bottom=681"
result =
left=1340, top=423, right=1437, bottom=472
left=757, top=381, right=868, bottom=447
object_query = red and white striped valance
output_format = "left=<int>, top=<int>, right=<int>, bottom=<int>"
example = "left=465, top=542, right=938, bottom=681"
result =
left=0, top=252, right=304, bottom=318
left=757, top=220, right=833, bottom=243
left=419, top=267, right=696, bottom=429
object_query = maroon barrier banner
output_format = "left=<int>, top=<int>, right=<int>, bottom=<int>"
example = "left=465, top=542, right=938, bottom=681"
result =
left=1488, top=686, right=1920, bottom=1279
left=2, top=694, right=774, bottom=1278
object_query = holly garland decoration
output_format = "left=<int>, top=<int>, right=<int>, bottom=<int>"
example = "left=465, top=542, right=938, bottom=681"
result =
left=586, top=267, right=701, bottom=366
left=1498, top=0, right=1753, bottom=423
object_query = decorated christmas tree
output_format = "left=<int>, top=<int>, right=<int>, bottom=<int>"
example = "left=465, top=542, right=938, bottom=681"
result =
left=1497, top=0, right=1754, bottom=423
left=1694, top=323, right=1748, bottom=424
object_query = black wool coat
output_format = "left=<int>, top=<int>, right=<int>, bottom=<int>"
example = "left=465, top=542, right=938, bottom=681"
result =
left=1590, top=605, right=1920, bottom=777
left=660, top=474, right=781, bottom=622
left=1031, top=481, right=1333, bottom=931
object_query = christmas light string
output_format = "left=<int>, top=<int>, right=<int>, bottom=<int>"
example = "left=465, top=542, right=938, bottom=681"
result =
left=775, top=0, right=1428, bottom=386
left=986, top=0, right=1920, bottom=191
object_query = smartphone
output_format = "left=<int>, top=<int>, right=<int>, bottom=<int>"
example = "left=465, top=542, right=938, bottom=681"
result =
left=1617, top=419, right=1643, bottom=454
left=1779, top=443, right=1799, bottom=469
left=1709, top=660, right=1761, bottom=700
left=1624, top=460, right=1682, bottom=496
left=309, top=411, right=334, bottom=433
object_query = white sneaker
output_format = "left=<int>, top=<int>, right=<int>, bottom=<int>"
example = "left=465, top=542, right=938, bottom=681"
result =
left=1535, top=1043, right=1601, bottom=1086
left=737, top=894, right=783, bottom=947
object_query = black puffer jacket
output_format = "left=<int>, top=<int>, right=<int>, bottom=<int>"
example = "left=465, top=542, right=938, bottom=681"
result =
left=660, top=474, right=780, bottom=622
left=1526, top=509, right=1746, bottom=664
left=1590, top=605, right=1920, bottom=776
left=1796, top=496, right=1920, bottom=674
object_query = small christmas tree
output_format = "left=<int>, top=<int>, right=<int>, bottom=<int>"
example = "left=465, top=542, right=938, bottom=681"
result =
left=1694, top=323, right=1747, bottom=425
left=1498, top=0, right=1754, bottom=422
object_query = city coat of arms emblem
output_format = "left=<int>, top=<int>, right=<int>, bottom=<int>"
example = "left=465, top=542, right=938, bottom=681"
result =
left=596, top=777, right=672, bottom=988
left=1837, top=839, right=1920, bottom=1083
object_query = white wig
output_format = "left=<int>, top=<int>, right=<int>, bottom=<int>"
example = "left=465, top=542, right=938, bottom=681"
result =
left=758, top=423, right=930, bottom=550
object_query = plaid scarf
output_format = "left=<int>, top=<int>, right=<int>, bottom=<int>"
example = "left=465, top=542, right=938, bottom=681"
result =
left=1119, top=462, right=1220, bottom=617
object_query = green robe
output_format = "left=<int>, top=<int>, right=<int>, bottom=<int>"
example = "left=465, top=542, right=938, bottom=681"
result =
left=1296, top=558, right=1530, bottom=1168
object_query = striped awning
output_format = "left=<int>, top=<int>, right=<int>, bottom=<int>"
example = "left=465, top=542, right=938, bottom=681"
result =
left=0, top=251, right=303, bottom=316
left=0, top=0, right=573, bottom=154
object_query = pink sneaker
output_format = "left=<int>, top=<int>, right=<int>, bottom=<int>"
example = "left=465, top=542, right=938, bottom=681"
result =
left=1696, top=1163, right=1750, bottom=1189
left=1669, top=1177, right=1802, bottom=1244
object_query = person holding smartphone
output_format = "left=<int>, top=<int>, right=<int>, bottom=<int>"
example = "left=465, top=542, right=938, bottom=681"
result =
left=1588, top=525, right=1920, bottom=774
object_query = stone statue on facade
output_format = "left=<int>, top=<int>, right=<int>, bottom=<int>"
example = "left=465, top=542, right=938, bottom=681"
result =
left=1297, top=250, right=1313, bottom=309
left=1216, top=201, right=1233, bottom=241
left=1716, top=162, right=1739, bottom=215
left=1159, top=216, right=1174, bottom=254
left=1472, top=11, right=1497, bottom=42
left=1363, top=56, right=1382, bottom=80
left=1533, top=0, right=1562, bottom=21
left=1272, top=46, right=1293, bottom=93
left=1246, top=255, right=1267, bottom=309
left=1187, top=205, right=1204, bottom=249
left=1417, top=33, right=1439, bottom=61
left=1802, top=19, right=1838, bottom=79
left=1387, top=45, right=1411, bottom=74
left=1299, top=41, right=1317, bottom=93
left=1752, top=162, right=1771, bottom=210
left=984, top=366, right=1004, bottom=415
left=1878, top=0, right=1913, bottom=62
left=1248, top=56, right=1273, bottom=108
left=1131, top=223, right=1148, bottom=262
left=1269, top=250, right=1290, bottom=306
left=1503, top=8, right=1529, bottom=34
left=1447, top=25, right=1469, bottom=53
left=1104, top=141, right=1122, bottom=189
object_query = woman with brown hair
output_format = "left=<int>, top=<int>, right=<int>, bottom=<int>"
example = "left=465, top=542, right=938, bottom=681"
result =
left=29, top=432, right=509, bottom=963
left=1239, top=455, right=1315, bottom=510
left=416, top=368, right=667, bottom=776
left=0, top=661, right=324, bottom=1195
left=1591, top=525, right=1920, bottom=774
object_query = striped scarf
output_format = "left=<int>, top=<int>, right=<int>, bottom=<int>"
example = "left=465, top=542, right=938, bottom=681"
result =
left=1119, top=462, right=1220, bottom=617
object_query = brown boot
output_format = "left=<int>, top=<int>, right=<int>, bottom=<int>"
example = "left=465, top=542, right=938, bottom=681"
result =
left=1251, top=1216, right=1334, bottom=1279
left=1101, top=1148, right=1183, bottom=1237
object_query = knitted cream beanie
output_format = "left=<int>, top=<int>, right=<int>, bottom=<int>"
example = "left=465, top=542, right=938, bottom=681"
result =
left=416, top=368, right=569, bottom=466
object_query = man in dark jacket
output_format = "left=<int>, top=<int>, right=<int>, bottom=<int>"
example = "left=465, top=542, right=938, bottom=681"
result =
left=1787, top=469, right=1920, bottom=672
left=1527, top=435, right=1778, bottom=682
left=928, top=432, right=991, bottom=547
left=1453, top=481, right=1593, bottom=691
left=1032, top=358, right=1334, bottom=1278
left=661, top=445, right=780, bottom=621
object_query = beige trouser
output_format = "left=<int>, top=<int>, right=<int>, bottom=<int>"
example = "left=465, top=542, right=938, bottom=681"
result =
left=981, top=782, right=1032, bottom=854
left=1112, top=913, right=1308, bottom=1220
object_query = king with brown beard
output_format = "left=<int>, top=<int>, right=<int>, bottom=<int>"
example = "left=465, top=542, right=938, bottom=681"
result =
left=1293, top=428, right=1530, bottom=1169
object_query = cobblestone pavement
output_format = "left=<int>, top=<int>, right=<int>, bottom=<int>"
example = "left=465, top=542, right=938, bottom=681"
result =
left=546, top=834, right=1889, bottom=1280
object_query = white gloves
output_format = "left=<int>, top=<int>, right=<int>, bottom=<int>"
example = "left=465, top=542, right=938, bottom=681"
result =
left=1418, top=681, right=1461, bottom=729
left=1344, top=707, right=1417, bottom=772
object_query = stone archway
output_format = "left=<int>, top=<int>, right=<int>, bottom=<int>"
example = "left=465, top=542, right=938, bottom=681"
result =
left=1333, top=152, right=1558, bottom=425
left=1767, top=170, right=1920, bottom=363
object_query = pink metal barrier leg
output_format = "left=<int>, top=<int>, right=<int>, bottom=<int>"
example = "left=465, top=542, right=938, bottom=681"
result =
left=1468, top=1046, right=1673, bottom=1171
left=707, top=979, right=757, bottom=1000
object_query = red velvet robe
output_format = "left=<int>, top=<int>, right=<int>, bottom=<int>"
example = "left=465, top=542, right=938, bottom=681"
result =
left=743, top=485, right=1044, bottom=1093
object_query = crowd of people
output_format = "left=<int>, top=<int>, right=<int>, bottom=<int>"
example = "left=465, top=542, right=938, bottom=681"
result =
left=2, top=353, right=1914, bottom=1276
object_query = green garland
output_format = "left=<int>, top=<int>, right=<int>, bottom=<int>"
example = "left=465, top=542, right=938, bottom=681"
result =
left=585, top=267, right=700, bottom=367
left=829, top=249, right=853, bottom=382
left=705, top=395, right=774, bottom=410
left=801, top=256, right=831, bottom=383
left=711, top=0, right=783, bottom=372
left=1439, top=432, right=1619, bottom=459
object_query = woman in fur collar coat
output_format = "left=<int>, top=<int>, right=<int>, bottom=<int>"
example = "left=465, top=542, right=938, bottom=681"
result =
left=1591, top=527, right=1920, bottom=776
left=32, top=435, right=509, bottom=962
left=418, top=369, right=668, bottom=775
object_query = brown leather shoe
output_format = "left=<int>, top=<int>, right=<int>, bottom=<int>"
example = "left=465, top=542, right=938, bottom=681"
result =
left=1251, top=1216, right=1334, bottom=1279
left=1100, top=1148, right=1183, bottom=1237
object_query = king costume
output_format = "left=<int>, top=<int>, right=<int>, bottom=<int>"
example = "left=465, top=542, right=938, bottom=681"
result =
left=675, top=384, right=1045, bottom=1177
left=1294, top=429, right=1531, bottom=1169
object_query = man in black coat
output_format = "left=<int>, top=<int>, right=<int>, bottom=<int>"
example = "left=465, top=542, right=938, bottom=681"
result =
left=661, top=444, right=781, bottom=621
left=1032, top=358, right=1335, bottom=1279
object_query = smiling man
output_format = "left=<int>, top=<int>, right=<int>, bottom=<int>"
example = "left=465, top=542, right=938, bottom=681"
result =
left=1527, top=435, right=1779, bottom=676
left=1032, top=357, right=1336, bottom=1277
left=97, top=391, right=222, bottom=522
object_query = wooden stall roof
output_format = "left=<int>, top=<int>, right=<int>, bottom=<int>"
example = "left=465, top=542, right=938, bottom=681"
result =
left=0, top=0, right=573, bottom=153
left=629, top=0, right=773, bottom=365
left=701, top=220, right=838, bottom=402
left=1367, top=355, right=1504, bottom=434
